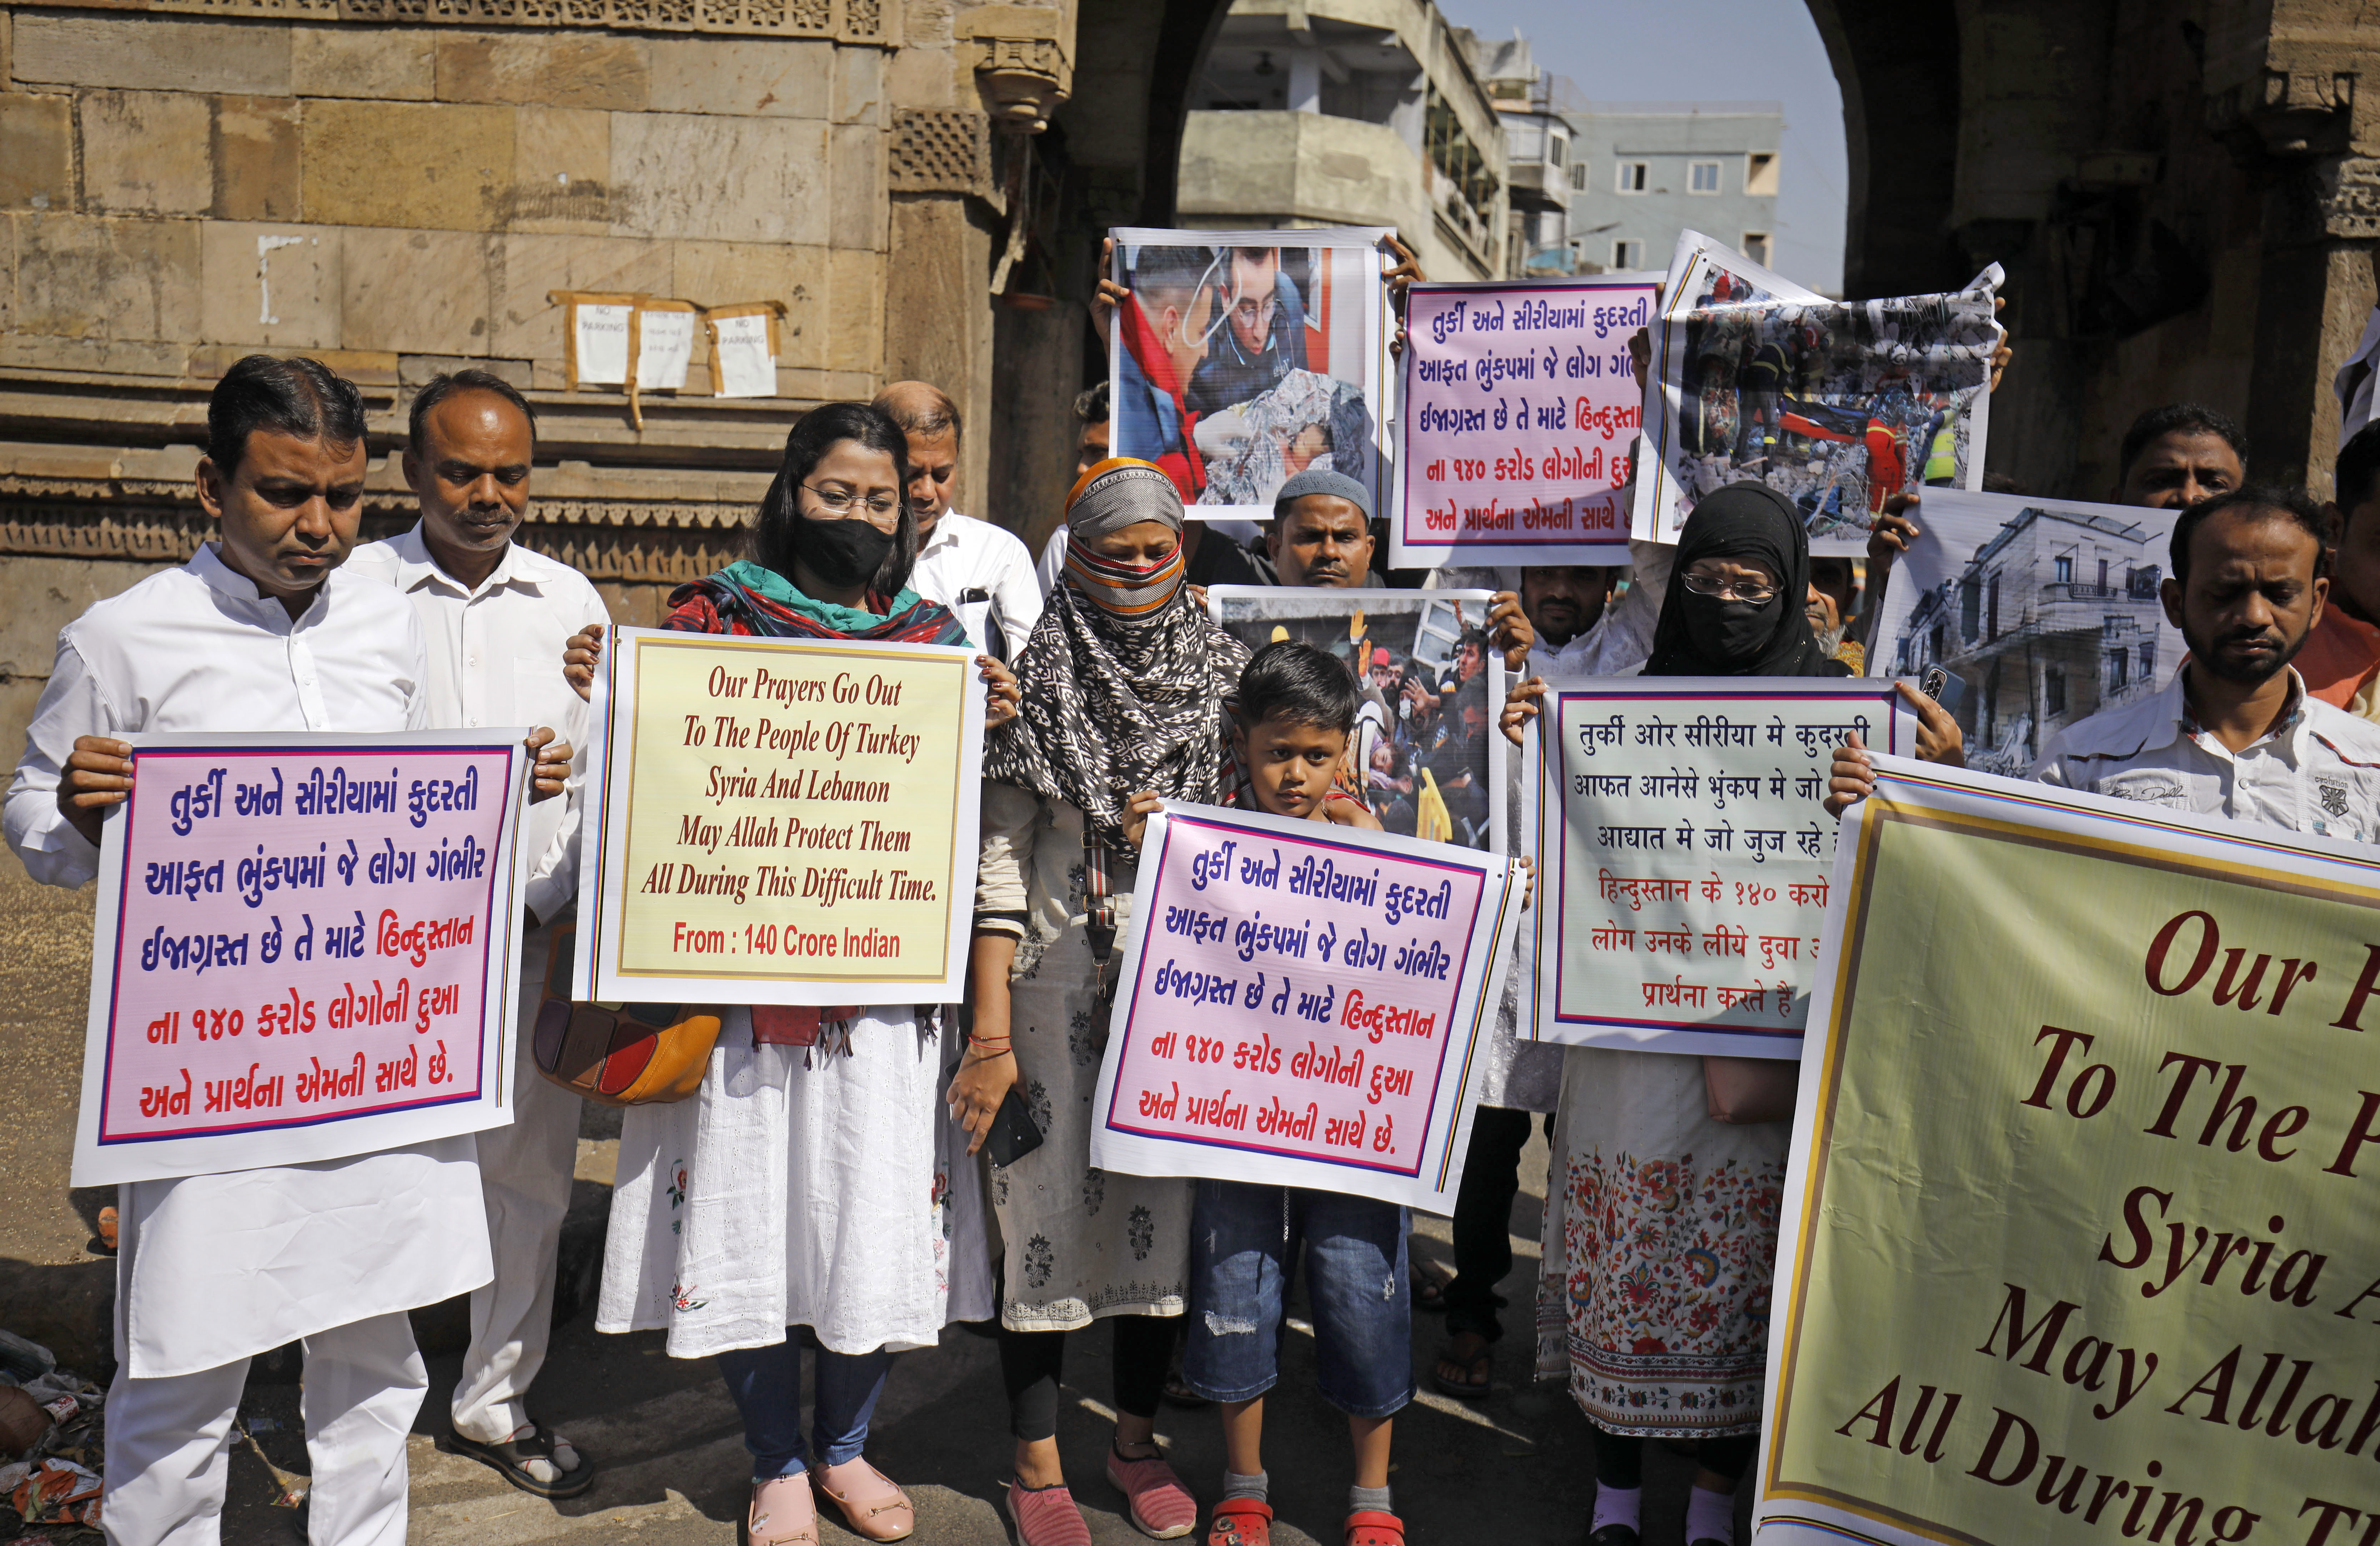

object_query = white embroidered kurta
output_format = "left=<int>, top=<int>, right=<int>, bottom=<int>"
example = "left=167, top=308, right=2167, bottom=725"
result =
left=598, top=1008, right=994, bottom=1359
left=974, top=782, right=1192, bottom=1331
left=3, top=544, right=492, bottom=1378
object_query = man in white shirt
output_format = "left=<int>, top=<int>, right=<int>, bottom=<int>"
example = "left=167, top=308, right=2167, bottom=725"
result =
left=6, top=356, right=566, bottom=1546
left=1525, top=545, right=1670, bottom=677
left=345, top=370, right=610, bottom=1499
left=871, top=381, right=1041, bottom=655
left=1829, top=486, right=2380, bottom=833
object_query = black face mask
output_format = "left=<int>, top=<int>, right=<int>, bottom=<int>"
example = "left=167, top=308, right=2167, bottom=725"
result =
left=798, top=512, right=897, bottom=591
left=1682, top=590, right=1782, bottom=666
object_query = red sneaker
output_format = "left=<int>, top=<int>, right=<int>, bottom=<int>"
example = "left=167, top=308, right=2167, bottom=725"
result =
left=1345, top=1509, right=1405, bottom=1546
left=1006, top=1480, right=1093, bottom=1546
left=1106, top=1445, right=1197, bottom=1539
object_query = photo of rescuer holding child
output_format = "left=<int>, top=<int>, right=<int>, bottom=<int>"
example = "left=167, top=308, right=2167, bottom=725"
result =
left=1104, top=229, right=1390, bottom=518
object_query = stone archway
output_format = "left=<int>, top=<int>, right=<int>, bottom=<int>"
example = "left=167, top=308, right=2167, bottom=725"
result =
left=1806, top=0, right=2380, bottom=500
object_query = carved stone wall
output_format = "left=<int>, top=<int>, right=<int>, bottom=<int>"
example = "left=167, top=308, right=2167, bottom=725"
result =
left=10, top=0, right=896, bottom=42
left=1814, top=0, right=2380, bottom=501
left=0, top=0, right=1233, bottom=764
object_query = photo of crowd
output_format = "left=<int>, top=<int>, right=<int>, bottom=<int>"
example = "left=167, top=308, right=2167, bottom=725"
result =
left=1108, top=230, right=1388, bottom=519
left=1643, top=233, right=2001, bottom=553
left=1206, top=587, right=1505, bottom=850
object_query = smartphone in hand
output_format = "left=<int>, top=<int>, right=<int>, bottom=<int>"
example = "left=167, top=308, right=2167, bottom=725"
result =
left=1920, top=666, right=1969, bottom=718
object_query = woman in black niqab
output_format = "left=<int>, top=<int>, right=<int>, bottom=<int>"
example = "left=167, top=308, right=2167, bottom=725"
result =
left=1642, top=481, right=1851, bottom=678
left=1544, top=479, right=1844, bottom=1542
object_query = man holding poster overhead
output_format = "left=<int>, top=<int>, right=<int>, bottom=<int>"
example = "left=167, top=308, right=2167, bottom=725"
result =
left=4, top=356, right=565, bottom=1546
left=346, top=369, right=609, bottom=1498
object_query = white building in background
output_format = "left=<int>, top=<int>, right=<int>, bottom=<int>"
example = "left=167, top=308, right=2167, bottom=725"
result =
left=1177, top=0, right=1510, bottom=281
left=1452, top=30, right=1571, bottom=278
left=1490, top=91, right=1785, bottom=280
left=1562, top=103, right=1783, bottom=277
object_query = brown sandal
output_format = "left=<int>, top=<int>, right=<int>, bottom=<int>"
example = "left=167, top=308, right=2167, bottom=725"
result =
left=1431, top=1331, right=1493, bottom=1399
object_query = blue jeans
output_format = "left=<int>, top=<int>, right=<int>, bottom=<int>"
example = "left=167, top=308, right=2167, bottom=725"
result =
left=716, top=1339, right=893, bottom=1481
left=1182, top=1179, right=1414, bottom=1418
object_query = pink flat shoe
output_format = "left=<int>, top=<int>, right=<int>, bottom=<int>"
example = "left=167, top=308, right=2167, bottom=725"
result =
left=812, top=1456, right=915, bottom=1542
left=1106, top=1443, right=1197, bottom=1539
left=745, top=1473, right=817, bottom=1546
left=1006, top=1479, right=1094, bottom=1546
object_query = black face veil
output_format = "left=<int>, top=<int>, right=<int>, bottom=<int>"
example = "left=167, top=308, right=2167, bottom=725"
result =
left=1644, top=482, right=1833, bottom=679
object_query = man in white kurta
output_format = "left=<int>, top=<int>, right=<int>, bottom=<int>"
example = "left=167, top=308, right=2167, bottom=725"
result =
left=345, top=371, right=609, bottom=1496
left=3, top=356, right=495, bottom=1546
left=872, top=380, right=1043, bottom=655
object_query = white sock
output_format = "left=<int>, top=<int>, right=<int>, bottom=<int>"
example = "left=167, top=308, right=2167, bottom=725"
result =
left=1686, top=1483, right=1736, bottom=1545
left=1590, top=1484, right=1641, bottom=1536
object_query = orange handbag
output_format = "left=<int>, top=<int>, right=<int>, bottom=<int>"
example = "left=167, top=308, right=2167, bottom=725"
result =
left=531, top=924, right=722, bottom=1106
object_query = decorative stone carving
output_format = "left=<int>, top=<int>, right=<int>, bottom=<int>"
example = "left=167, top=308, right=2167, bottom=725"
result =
left=2314, top=156, right=2380, bottom=240
left=965, top=5, right=1073, bottom=134
left=889, top=110, right=994, bottom=196
left=976, top=35, right=1071, bottom=132
left=2206, top=60, right=2359, bottom=161
left=0, top=485, right=749, bottom=583
left=19, top=0, right=894, bottom=43
left=975, top=34, right=1068, bottom=133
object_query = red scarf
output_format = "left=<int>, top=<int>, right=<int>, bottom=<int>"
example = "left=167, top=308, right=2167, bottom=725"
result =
left=1120, top=292, right=1207, bottom=502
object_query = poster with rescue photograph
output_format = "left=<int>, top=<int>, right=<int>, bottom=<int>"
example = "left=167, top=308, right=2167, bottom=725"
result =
left=1634, top=230, right=2003, bottom=556
left=1206, top=586, right=1508, bottom=856
left=1107, top=227, right=1392, bottom=524
left=1864, top=489, right=2182, bottom=779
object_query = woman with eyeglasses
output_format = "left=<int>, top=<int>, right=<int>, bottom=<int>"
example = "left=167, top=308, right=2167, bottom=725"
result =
left=589, top=402, right=1020, bottom=1546
left=1539, top=483, right=1845, bottom=1546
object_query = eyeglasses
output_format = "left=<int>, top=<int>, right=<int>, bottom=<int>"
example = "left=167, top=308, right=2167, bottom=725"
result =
left=1231, top=294, right=1280, bottom=333
left=1679, top=571, right=1781, bottom=604
left=802, top=483, right=901, bottom=519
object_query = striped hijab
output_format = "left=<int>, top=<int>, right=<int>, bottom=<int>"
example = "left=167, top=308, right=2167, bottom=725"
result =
left=1058, top=458, right=1189, bottom=615
left=986, top=458, right=1248, bottom=850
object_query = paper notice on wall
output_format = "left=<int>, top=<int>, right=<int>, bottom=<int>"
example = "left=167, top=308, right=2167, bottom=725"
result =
left=573, top=303, right=634, bottom=387
left=636, top=307, right=696, bottom=392
left=712, top=313, right=776, bottom=398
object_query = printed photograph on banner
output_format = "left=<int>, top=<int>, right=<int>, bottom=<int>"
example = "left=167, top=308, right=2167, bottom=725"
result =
left=1086, top=802, right=1522, bottom=1212
left=1756, top=757, right=2380, bottom=1546
left=575, top=628, right=985, bottom=1005
left=1107, top=226, right=1391, bottom=522
left=72, top=731, right=529, bottom=1186
left=1868, top=489, right=2179, bottom=777
left=1636, top=229, right=2002, bottom=555
left=1391, top=274, right=1657, bottom=568
left=1207, top=586, right=1507, bottom=852
left=1532, top=678, right=1915, bottom=1057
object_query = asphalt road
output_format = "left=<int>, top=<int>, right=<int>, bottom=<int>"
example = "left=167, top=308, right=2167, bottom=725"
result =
left=1, top=866, right=1740, bottom=1545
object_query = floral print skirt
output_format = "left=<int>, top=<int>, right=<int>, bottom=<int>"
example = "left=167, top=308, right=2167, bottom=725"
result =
left=1535, top=1046, right=1786, bottom=1438
left=993, top=916, right=1191, bottom=1332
